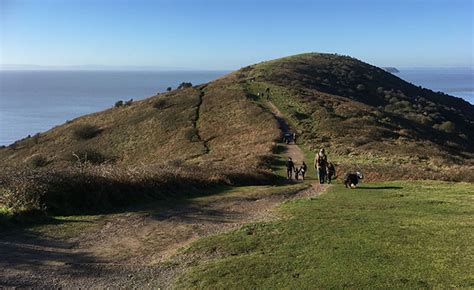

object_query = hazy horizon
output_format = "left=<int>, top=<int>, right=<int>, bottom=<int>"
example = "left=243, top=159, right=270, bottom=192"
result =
left=1, top=62, right=473, bottom=72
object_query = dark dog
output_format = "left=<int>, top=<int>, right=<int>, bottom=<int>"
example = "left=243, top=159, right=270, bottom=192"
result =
left=344, top=171, right=363, bottom=188
left=294, top=167, right=300, bottom=180
left=326, top=162, right=336, bottom=183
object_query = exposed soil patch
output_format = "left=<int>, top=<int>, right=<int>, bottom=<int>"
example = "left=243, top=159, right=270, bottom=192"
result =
left=0, top=183, right=326, bottom=288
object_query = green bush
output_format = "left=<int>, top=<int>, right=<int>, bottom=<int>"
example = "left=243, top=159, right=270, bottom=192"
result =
left=154, top=99, right=167, bottom=109
left=114, top=100, right=124, bottom=108
left=27, top=154, right=49, bottom=168
left=184, top=128, right=199, bottom=142
left=73, top=124, right=102, bottom=140
left=438, top=121, right=455, bottom=133
left=71, top=149, right=112, bottom=165
left=178, top=82, right=193, bottom=89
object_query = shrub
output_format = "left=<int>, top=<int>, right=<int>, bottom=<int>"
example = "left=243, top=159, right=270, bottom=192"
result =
left=166, top=87, right=172, bottom=92
left=27, top=154, right=49, bottom=168
left=71, top=149, right=112, bottom=165
left=124, top=98, right=133, bottom=106
left=73, top=124, right=102, bottom=140
left=114, top=100, right=124, bottom=108
left=154, top=99, right=167, bottom=109
left=178, top=82, right=193, bottom=89
left=184, top=128, right=199, bottom=142
left=438, top=121, right=455, bottom=133
left=0, top=164, right=277, bottom=215
left=356, top=84, right=365, bottom=91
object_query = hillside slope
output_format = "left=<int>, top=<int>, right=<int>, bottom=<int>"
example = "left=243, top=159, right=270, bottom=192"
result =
left=0, top=74, right=279, bottom=170
left=240, top=53, right=474, bottom=169
left=1, top=53, right=473, bottom=180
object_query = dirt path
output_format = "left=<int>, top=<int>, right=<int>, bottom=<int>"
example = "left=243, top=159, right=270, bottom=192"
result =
left=0, top=101, right=326, bottom=288
left=267, top=101, right=305, bottom=164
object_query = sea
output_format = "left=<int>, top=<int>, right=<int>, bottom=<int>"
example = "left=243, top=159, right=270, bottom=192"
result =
left=0, top=68, right=473, bottom=146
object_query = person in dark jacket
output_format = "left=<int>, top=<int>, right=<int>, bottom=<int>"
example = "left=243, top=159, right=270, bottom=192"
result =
left=286, top=157, right=295, bottom=179
left=301, top=161, right=307, bottom=180
left=314, top=148, right=328, bottom=184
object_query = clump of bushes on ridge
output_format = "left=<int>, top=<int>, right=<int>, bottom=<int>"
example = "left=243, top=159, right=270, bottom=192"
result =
left=178, top=82, right=193, bottom=89
left=73, top=124, right=102, bottom=140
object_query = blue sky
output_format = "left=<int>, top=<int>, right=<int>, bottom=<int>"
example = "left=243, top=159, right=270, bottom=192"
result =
left=1, top=0, right=473, bottom=70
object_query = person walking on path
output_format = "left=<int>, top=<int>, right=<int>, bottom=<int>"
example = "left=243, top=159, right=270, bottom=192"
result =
left=314, top=148, right=328, bottom=184
left=293, top=132, right=297, bottom=144
left=286, top=157, right=295, bottom=180
left=301, top=161, right=307, bottom=180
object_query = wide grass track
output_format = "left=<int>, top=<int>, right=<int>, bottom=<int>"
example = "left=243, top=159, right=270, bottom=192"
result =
left=175, top=181, right=473, bottom=288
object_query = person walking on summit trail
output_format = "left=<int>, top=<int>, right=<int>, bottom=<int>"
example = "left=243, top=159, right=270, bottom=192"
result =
left=301, top=161, right=307, bottom=180
left=314, top=148, right=328, bottom=184
left=286, top=157, right=295, bottom=180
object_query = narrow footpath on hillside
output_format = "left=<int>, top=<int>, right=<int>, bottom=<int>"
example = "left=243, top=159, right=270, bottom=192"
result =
left=0, top=102, right=327, bottom=288
left=266, top=100, right=326, bottom=196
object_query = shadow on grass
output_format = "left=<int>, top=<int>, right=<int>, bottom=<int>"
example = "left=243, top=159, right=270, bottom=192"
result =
left=357, top=186, right=403, bottom=190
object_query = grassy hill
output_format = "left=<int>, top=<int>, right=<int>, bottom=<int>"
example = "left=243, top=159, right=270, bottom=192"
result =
left=1, top=52, right=473, bottom=216
left=0, top=75, right=278, bottom=170
left=239, top=53, right=474, bottom=180
left=2, top=53, right=473, bottom=173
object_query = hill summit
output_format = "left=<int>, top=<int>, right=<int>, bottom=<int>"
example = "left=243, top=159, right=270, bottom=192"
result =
left=1, top=53, right=473, bottom=181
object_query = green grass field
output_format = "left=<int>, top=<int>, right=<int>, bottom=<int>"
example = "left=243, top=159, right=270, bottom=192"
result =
left=175, top=181, right=474, bottom=288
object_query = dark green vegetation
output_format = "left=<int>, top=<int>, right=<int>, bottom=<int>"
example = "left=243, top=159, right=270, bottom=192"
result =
left=175, top=181, right=474, bottom=288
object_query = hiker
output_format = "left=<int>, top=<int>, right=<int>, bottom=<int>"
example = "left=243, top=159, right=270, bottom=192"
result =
left=286, top=157, right=295, bottom=179
left=326, top=162, right=336, bottom=184
left=293, top=132, right=297, bottom=144
left=294, top=167, right=300, bottom=180
left=301, top=161, right=307, bottom=180
left=314, top=148, right=328, bottom=184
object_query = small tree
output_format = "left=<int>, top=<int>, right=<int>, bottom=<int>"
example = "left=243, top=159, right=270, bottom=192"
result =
left=114, top=100, right=124, bottom=108
left=177, top=82, right=192, bottom=89
left=166, top=87, right=172, bottom=92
